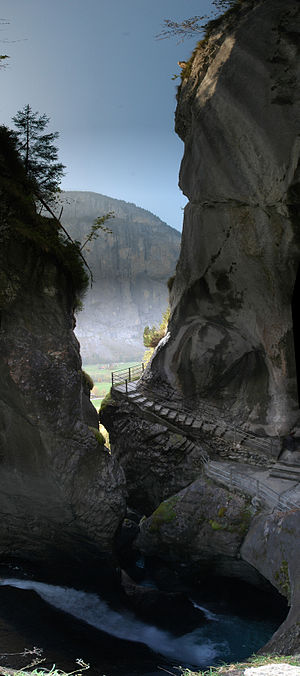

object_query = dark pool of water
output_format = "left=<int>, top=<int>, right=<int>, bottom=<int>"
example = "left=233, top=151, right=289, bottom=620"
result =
left=0, top=568, right=288, bottom=676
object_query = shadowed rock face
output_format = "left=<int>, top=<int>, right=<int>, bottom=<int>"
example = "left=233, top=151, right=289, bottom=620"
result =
left=241, top=509, right=300, bottom=655
left=58, top=191, right=181, bottom=363
left=146, top=0, right=300, bottom=437
left=0, top=237, right=126, bottom=569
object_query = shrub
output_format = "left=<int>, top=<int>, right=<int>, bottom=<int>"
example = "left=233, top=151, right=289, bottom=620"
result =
left=88, top=426, right=105, bottom=446
left=0, top=125, right=89, bottom=302
left=143, top=306, right=170, bottom=365
left=100, top=389, right=115, bottom=411
left=82, top=370, right=94, bottom=391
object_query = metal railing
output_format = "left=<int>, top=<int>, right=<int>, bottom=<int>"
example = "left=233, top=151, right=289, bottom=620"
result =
left=205, top=461, right=300, bottom=511
left=111, top=363, right=145, bottom=394
left=111, top=363, right=281, bottom=458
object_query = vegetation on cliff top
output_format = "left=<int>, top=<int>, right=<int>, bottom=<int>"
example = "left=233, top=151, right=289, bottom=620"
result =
left=12, top=104, right=65, bottom=203
left=156, top=0, right=242, bottom=43
left=143, top=306, right=170, bottom=364
left=173, top=0, right=253, bottom=97
left=0, top=124, right=89, bottom=301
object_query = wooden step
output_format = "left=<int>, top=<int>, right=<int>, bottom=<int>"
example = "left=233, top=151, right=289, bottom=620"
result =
left=144, top=400, right=154, bottom=409
left=184, top=416, right=194, bottom=426
left=160, top=407, right=170, bottom=416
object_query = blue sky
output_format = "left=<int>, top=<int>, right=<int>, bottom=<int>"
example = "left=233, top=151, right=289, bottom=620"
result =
left=1, top=0, right=215, bottom=230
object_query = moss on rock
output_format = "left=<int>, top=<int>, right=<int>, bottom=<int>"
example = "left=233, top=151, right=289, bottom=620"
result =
left=150, top=495, right=179, bottom=532
left=88, top=426, right=105, bottom=447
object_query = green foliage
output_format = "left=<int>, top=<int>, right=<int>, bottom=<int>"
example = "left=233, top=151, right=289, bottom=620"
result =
left=100, top=389, right=115, bottom=411
left=88, top=426, right=105, bottom=446
left=99, top=423, right=110, bottom=450
left=175, top=0, right=245, bottom=99
left=143, top=306, right=170, bottom=365
left=275, top=559, right=291, bottom=602
left=12, top=104, right=65, bottom=202
left=156, top=0, right=240, bottom=42
left=209, top=519, right=224, bottom=531
left=82, top=370, right=94, bottom=391
left=150, top=495, right=179, bottom=532
left=0, top=125, right=88, bottom=301
left=80, top=212, right=115, bottom=251
left=180, top=653, right=300, bottom=675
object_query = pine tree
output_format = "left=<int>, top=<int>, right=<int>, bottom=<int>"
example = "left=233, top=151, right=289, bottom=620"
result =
left=12, top=104, right=65, bottom=201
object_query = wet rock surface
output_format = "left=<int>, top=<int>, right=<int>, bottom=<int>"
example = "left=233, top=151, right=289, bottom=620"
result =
left=121, top=570, right=206, bottom=634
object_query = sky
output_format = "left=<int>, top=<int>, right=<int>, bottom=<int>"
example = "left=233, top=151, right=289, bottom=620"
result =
left=1, top=0, right=216, bottom=231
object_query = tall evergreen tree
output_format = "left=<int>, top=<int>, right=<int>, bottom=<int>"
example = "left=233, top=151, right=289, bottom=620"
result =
left=12, top=104, right=65, bottom=201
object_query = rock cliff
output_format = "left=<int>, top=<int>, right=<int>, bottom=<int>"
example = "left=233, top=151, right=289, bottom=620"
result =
left=0, top=129, right=126, bottom=573
left=102, top=0, right=300, bottom=655
left=58, top=191, right=181, bottom=363
left=146, top=0, right=300, bottom=438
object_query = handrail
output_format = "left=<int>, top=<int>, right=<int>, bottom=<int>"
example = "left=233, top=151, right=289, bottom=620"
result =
left=111, top=364, right=281, bottom=457
left=111, top=362, right=145, bottom=393
left=205, top=461, right=299, bottom=511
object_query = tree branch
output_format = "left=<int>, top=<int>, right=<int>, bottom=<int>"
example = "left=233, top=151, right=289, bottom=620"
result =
left=35, top=191, right=94, bottom=286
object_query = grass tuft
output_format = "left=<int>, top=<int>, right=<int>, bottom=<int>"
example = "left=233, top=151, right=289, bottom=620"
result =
left=180, top=653, right=300, bottom=675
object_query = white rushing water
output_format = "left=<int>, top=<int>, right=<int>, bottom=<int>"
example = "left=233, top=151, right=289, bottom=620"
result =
left=0, top=578, right=226, bottom=666
left=191, top=599, right=220, bottom=622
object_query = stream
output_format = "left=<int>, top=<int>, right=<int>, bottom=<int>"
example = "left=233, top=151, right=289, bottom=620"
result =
left=0, top=575, right=286, bottom=676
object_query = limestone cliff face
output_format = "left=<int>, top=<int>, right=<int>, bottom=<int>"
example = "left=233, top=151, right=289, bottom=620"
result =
left=146, top=0, right=300, bottom=437
left=58, top=191, right=181, bottom=362
left=102, top=0, right=300, bottom=655
left=0, top=234, right=126, bottom=568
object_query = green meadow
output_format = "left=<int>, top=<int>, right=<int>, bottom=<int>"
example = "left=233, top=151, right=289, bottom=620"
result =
left=83, top=361, right=141, bottom=410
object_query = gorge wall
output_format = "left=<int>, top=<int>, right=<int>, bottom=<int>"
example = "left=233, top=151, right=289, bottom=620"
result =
left=58, top=191, right=181, bottom=363
left=145, top=0, right=300, bottom=438
left=0, top=130, right=126, bottom=575
left=102, top=0, right=300, bottom=655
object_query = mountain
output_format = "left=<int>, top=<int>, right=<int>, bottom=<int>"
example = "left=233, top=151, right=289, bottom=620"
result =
left=58, top=191, right=181, bottom=363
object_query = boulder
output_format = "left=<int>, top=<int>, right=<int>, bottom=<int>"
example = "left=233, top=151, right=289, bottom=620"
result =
left=136, top=478, right=252, bottom=564
left=120, top=570, right=206, bottom=634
